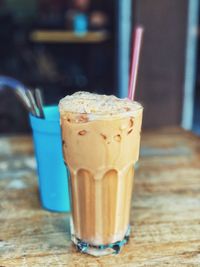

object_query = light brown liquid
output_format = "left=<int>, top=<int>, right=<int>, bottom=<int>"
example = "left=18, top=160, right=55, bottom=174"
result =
left=60, top=106, right=143, bottom=246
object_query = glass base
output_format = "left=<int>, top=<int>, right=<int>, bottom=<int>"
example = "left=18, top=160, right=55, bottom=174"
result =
left=71, top=227, right=130, bottom=257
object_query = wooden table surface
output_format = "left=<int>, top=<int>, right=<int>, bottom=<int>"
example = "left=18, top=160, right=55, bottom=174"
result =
left=1, top=127, right=200, bottom=267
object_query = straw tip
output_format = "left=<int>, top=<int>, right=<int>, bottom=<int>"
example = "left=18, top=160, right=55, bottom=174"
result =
left=135, top=25, right=144, bottom=33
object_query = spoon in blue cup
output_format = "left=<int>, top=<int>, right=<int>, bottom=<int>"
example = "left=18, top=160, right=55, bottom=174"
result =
left=0, top=75, right=45, bottom=119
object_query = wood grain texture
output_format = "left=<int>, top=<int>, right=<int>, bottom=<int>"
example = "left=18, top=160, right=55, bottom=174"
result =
left=1, top=128, right=200, bottom=266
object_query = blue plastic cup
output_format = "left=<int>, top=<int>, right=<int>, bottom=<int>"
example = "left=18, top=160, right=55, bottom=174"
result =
left=29, top=106, right=70, bottom=212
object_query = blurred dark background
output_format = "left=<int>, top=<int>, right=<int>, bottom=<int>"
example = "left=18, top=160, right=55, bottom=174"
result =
left=0, top=0, right=199, bottom=134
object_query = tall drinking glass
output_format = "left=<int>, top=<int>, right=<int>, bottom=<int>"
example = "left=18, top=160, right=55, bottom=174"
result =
left=59, top=92, right=143, bottom=256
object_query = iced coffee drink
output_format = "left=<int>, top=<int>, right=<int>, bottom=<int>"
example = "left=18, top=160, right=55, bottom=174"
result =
left=59, top=92, right=143, bottom=256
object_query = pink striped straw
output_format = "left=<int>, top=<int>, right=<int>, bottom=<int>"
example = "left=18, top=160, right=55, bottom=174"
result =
left=128, top=26, right=144, bottom=101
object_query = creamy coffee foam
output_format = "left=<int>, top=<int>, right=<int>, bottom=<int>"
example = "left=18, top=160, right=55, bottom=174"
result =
left=59, top=91, right=142, bottom=119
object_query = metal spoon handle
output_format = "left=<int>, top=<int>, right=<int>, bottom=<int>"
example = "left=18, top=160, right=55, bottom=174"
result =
left=25, top=89, right=38, bottom=117
left=15, top=88, right=32, bottom=113
left=35, top=88, right=45, bottom=119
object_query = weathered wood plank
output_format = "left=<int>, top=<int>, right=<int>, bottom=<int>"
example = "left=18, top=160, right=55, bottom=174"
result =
left=0, top=128, right=200, bottom=266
